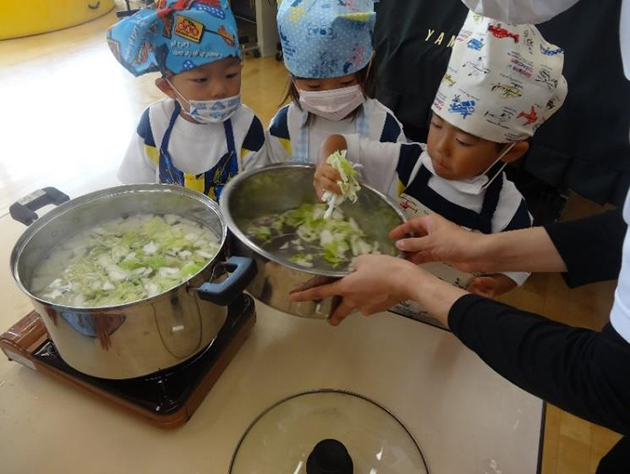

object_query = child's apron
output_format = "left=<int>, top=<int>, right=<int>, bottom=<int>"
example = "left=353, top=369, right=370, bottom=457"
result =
left=158, top=102, right=237, bottom=201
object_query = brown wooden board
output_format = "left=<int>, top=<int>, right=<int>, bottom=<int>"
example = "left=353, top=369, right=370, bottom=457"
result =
left=0, top=299, right=256, bottom=429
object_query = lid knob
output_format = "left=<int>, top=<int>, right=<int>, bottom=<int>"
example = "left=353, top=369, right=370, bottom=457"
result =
left=306, top=439, right=353, bottom=474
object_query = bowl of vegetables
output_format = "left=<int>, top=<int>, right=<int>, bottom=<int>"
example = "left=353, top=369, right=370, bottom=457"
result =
left=220, top=163, right=406, bottom=319
left=10, top=185, right=256, bottom=379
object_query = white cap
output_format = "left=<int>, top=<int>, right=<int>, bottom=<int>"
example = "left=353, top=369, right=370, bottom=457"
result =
left=431, top=11, right=568, bottom=143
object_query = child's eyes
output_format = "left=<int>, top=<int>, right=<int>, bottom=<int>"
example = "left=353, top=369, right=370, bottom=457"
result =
left=456, top=138, right=473, bottom=147
left=226, top=73, right=239, bottom=79
left=340, top=81, right=355, bottom=86
left=430, top=121, right=442, bottom=129
left=191, top=78, right=207, bottom=83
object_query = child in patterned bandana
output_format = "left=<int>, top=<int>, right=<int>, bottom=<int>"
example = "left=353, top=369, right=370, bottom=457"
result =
left=267, top=0, right=406, bottom=164
left=108, top=0, right=267, bottom=201
left=315, top=11, right=568, bottom=299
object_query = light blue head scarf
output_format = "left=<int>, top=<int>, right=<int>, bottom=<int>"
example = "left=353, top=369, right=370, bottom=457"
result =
left=107, top=0, right=241, bottom=76
left=277, top=0, right=375, bottom=78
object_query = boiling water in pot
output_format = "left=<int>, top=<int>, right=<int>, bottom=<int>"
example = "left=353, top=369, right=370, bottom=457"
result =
left=31, top=213, right=220, bottom=307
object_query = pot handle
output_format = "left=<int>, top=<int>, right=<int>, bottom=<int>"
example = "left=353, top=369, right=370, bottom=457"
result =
left=195, top=256, right=257, bottom=306
left=10, top=187, right=70, bottom=226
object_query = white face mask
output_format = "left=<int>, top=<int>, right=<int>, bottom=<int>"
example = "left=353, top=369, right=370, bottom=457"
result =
left=298, top=85, right=365, bottom=121
left=167, top=79, right=241, bottom=124
left=424, top=142, right=516, bottom=195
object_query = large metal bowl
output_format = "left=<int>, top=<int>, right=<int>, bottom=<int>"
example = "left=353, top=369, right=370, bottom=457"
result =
left=220, top=164, right=406, bottom=319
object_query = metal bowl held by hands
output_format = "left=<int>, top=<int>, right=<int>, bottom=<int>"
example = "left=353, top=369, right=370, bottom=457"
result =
left=220, top=164, right=406, bottom=319
left=10, top=185, right=256, bottom=379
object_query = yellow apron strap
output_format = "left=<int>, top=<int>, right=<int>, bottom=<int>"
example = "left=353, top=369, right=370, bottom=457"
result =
left=184, top=173, right=205, bottom=193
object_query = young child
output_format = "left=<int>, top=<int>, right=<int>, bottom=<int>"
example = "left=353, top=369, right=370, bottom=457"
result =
left=107, top=0, right=267, bottom=201
left=268, top=0, right=406, bottom=164
left=315, top=11, right=568, bottom=298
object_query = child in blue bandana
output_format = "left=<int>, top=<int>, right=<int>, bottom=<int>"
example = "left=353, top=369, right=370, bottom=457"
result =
left=267, top=0, right=406, bottom=164
left=108, top=0, right=267, bottom=201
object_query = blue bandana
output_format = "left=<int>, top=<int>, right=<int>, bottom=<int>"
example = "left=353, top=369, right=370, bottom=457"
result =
left=277, top=0, right=375, bottom=79
left=107, top=0, right=240, bottom=77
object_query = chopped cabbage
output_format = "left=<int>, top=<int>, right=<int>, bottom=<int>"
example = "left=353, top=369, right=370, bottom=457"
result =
left=289, top=253, right=314, bottom=268
left=33, top=214, right=220, bottom=307
left=248, top=203, right=382, bottom=269
left=322, top=150, right=361, bottom=219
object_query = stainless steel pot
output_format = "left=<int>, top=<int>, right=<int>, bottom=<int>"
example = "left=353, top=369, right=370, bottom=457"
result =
left=220, top=164, right=406, bottom=319
left=10, top=185, right=256, bottom=379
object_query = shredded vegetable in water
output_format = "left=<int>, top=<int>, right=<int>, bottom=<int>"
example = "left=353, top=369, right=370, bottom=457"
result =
left=247, top=203, right=382, bottom=269
left=32, top=214, right=220, bottom=307
left=322, top=150, right=361, bottom=219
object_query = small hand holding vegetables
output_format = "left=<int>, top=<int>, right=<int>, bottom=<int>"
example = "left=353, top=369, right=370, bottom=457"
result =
left=320, top=150, right=361, bottom=219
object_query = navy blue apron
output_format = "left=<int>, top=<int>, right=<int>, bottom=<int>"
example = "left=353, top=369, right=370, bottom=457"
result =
left=403, top=163, right=504, bottom=234
left=158, top=102, right=237, bottom=200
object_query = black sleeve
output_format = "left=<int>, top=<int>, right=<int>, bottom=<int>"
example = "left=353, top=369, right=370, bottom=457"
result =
left=544, top=209, right=626, bottom=288
left=449, top=294, right=630, bottom=436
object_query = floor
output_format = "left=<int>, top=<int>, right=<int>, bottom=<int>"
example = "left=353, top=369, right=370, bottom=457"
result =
left=0, top=8, right=622, bottom=473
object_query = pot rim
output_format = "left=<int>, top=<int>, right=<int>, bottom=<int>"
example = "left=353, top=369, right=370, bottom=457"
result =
left=10, top=184, right=227, bottom=312
left=220, top=163, right=407, bottom=278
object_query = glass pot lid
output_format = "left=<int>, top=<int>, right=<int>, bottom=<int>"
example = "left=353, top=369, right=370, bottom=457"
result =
left=229, top=389, right=428, bottom=474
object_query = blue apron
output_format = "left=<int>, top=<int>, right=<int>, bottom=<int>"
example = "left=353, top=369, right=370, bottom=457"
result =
left=158, top=102, right=237, bottom=201
left=404, top=163, right=504, bottom=234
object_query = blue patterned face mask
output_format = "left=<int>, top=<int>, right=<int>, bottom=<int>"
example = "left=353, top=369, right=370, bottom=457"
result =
left=167, top=79, right=241, bottom=123
left=187, top=94, right=241, bottom=123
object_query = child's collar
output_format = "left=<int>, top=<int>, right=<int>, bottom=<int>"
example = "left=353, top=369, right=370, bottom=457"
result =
left=421, top=151, right=507, bottom=196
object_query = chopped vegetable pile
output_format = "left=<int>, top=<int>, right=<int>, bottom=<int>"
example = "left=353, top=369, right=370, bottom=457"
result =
left=32, top=214, right=220, bottom=307
left=247, top=203, right=383, bottom=269
left=322, top=150, right=361, bottom=219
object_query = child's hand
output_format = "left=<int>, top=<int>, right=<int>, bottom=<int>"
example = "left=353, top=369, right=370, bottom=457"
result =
left=314, top=163, right=342, bottom=200
left=466, top=274, right=517, bottom=299
left=315, top=134, right=349, bottom=200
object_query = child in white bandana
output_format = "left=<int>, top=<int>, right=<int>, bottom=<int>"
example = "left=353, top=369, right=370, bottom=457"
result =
left=315, top=11, right=567, bottom=299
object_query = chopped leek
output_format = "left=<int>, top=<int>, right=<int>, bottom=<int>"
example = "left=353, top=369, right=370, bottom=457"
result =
left=33, top=214, right=220, bottom=307
left=248, top=203, right=381, bottom=269
left=322, top=150, right=362, bottom=219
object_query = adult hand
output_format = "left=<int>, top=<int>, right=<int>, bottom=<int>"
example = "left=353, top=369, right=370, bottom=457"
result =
left=391, top=214, right=568, bottom=275
left=290, top=254, right=422, bottom=326
left=467, top=274, right=517, bottom=299
left=290, top=253, right=468, bottom=327
left=390, top=214, right=487, bottom=273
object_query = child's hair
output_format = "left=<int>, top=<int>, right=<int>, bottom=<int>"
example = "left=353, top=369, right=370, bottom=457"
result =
left=281, top=64, right=374, bottom=113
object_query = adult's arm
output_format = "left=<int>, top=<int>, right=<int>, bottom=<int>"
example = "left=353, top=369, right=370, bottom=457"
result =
left=392, top=210, right=625, bottom=285
left=545, top=209, right=626, bottom=287
left=291, top=255, right=630, bottom=435
left=450, top=294, right=630, bottom=435
left=391, top=215, right=568, bottom=274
